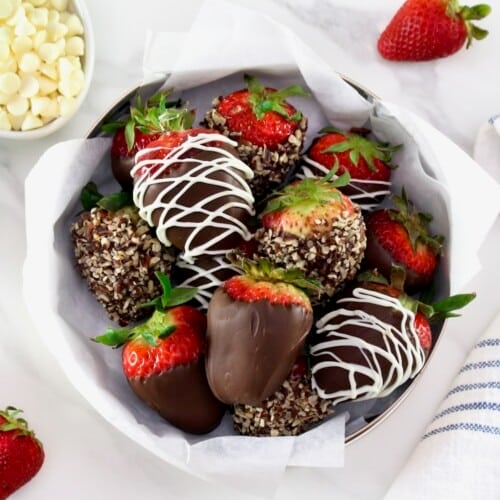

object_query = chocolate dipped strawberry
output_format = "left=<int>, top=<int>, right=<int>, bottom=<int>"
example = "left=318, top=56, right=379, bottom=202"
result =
left=298, top=127, right=400, bottom=211
left=254, top=170, right=366, bottom=300
left=102, top=91, right=194, bottom=190
left=131, top=129, right=255, bottom=263
left=363, top=189, right=443, bottom=294
left=203, top=74, right=309, bottom=203
left=205, top=259, right=317, bottom=406
left=310, top=272, right=475, bottom=405
left=71, top=183, right=174, bottom=326
left=93, top=273, right=226, bottom=434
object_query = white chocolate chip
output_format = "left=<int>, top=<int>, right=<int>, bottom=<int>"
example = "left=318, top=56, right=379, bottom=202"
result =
left=0, top=92, right=10, bottom=105
left=29, top=0, right=48, bottom=7
left=40, top=61, right=57, bottom=79
left=11, top=35, right=33, bottom=54
left=6, top=6, right=26, bottom=27
left=7, top=111, right=24, bottom=129
left=19, top=75, right=39, bottom=97
left=0, top=44, right=10, bottom=61
left=21, top=111, right=43, bottom=130
left=0, top=72, right=21, bottom=95
left=57, top=94, right=75, bottom=116
left=40, top=97, right=58, bottom=118
left=46, top=20, right=67, bottom=41
left=6, top=94, right=29, bottom=116
left=0, top=57, right=18, bottom=73
left=36, top=74, right=58, bottom=95
left=38, top=41, right=60, bottom=63
left=0, top=0, right=15, bottom=20
left=14, top=18, right=36, bottom=36
left=50, top=0, right=68, bottom=11
left=29, top=7, right=49, bottom=26
left=0, top=26, right=14, bottom=43
left=19, top=51, right=41, bottom=72
left=65, top=35, right=84, bottom=56
left=64, top=13, right=83, bottom=36
left=0, top=107, right=12, bottom=130
left=47, top=8, right=59, bottom=22
left=58, top=68, right=83, bottom=97
left=32, top=28, right=47, bottom=48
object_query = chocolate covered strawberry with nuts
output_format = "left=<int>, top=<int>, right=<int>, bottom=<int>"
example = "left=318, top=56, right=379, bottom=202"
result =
left=0, top=407, right=44, bottom=499
left=71, top=183, right=175, bottom=326
left=102, top=91, right=194, bottom=190
left=206, top=259, right=318, bottom=406
left=299, top=127, right=400, bottom=210
left=363, top=188, right=444, bottom=294
left=203, top=74, right=309, bottom=203
left=93, top=272, right=226, bottom=434
left=254, top=170, right=366, bottom=300
left=310, top=271, right=476, bottom=405
left=233, top=355, right=334, bottom=437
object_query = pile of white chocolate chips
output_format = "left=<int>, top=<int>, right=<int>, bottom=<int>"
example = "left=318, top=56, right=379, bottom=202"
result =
left=0, top=0, right=85, bottom=131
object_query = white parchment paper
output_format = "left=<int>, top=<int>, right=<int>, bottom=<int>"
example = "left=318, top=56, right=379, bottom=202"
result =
left=23, top=0, right=500, bottom=497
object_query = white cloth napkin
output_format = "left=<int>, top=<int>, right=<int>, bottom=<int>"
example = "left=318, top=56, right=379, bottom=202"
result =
left=385, top=123, right=500, bottom=500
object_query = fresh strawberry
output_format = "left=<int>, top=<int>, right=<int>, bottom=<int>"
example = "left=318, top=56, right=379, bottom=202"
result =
left=206, top=259, right=318, bottom=406
left=254, top=171, right=366, bottom=299
left=377, top=0, right=491, bottom=62
left=310, top=271, right=476, bottom=404
left=0, top=407, right=44, bottom=499
left=93, top=272, right=226, bottom=434
left=203, top=74, right=310, bottom=203
left=102, top=91, right=195, bottom=189
left=300, top=127, right=399, bottom=210
left=363, top=189, right=444, bottom=294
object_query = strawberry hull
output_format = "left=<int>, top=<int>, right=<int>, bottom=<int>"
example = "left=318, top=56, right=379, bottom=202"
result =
left=127, top=357, right=226, bottom=434
left=206, top=288, right=313, bottom=406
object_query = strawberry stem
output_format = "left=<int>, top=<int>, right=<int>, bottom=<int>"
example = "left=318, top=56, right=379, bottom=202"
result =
left=0, top=407, right=34, bottom=438
left=244, top=74, right=309, bottom=122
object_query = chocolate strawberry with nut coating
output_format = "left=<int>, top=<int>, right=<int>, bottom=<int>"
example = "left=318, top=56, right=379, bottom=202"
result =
left=206, top=259, right=318, bottom=406
left=254, top=170, right=367, bottom=300
left=71, top=183, right=174, bottom=326
left=93, top=273, right=226, bottom=434
left=203, top=74, right=309, bottom=203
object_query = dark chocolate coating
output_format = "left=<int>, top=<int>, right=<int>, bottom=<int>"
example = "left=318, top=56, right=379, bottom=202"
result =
left=363, top=226, right=435, bottom=295
left=311, top=282, right=420, bottom=400
left=128, top=357, right=226, bottom=434
left=205, top=288, right=313, bottom=406
left=111, top=155, right=135, bottom=191
left=141, top=146, right=252, bottom=253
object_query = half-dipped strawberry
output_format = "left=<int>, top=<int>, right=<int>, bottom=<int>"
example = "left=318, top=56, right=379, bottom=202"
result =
left=363, top=189, right=443, bottom=294
left=310, top=272, right=475, bottom=405
left=102, top=91, right=194, bottom=190
left=299, top=127, right=400, bottom=210
left=93, top=273, right=226, bottom=434
left=254, top=171, right=366, bottom=300
left=131, top=128, right=255, bottom=263
left=203, top=74, right=309, bottom=203
left=206, top=259, right=317, bottom=406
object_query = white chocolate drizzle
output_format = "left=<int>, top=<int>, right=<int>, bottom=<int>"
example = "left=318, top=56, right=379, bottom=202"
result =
left=132, top=133, right=255, bottom=263
left=175, top=255, right=241, bottom=310
left=310, top=286, right=425, bottom=404
left=298, top=156, right=391, bottom=211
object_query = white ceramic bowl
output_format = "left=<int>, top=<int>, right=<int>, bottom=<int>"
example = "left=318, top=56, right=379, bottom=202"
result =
left=0, top=0, right=95, bottom=140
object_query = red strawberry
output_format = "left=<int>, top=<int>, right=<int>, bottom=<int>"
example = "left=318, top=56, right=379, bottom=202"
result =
left=310, top=273, right=475, bottom=404
left=0, top=407, right=44, bottom=499
left=364, top=189, right=443, bottom=294
left=254, top=171, right=366, bottom=299
left=102, top=91, right=195, bottom=189
left=205, top=259, right=317, bottom=406
left=204, top=74, right=310, bottom=202
left=93, top=272, right=226, bottom=434
left=377, top=0, right=491, bottom=62
left=301, top=128, right=399, bottom=210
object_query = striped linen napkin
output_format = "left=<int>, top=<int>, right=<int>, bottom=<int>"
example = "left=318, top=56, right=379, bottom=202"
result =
left=385, top=311, right=500, bottom=499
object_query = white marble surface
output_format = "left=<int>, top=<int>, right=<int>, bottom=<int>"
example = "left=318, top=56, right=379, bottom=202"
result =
left=1, top=0, right=500, bottom=498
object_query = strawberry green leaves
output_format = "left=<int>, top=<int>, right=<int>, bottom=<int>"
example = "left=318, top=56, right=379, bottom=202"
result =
left=244, top=74, right=309, bottom=121
left=80, top=182, right=133, bottom=212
